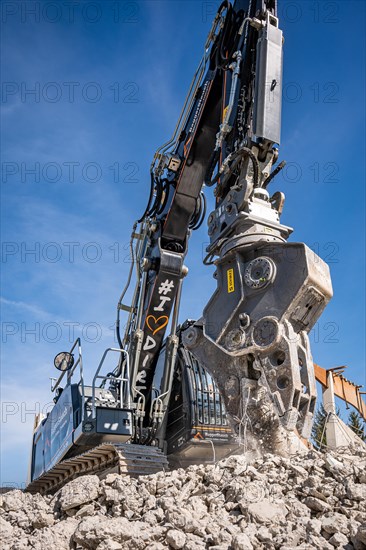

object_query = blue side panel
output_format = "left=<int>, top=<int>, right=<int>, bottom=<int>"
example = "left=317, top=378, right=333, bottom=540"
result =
left=31, top=384, right=79, bottom=481
left=44, top=386, right=75, bottom=471
left=32, top=429, right=45, bottom=480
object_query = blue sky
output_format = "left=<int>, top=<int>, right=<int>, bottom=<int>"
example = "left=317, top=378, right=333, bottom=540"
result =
left=1, top=0, right=365, bottom=485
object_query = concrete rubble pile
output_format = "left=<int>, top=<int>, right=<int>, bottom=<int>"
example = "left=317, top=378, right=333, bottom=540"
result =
left=1, top=446, right=366, bottom=550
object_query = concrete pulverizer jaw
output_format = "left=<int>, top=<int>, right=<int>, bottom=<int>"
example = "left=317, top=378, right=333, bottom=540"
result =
left=182, top=245, right=333, bottom=455
left=182, top=6, right=333, bottom=455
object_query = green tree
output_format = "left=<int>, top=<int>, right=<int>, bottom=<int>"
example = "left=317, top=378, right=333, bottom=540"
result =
left=311, top=403, right=328, bottom=450
left=347, top=411, right=366, bottom=442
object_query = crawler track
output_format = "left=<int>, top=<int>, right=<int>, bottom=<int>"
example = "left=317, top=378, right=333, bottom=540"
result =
left=26, top=443, right=168, bottom=495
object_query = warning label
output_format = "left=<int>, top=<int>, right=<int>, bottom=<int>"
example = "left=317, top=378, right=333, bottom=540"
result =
left=227, top=268, right=235, bottom=293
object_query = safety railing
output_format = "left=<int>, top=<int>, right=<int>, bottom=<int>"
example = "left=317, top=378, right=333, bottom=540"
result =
left=91, top=348, right=131, bottom=417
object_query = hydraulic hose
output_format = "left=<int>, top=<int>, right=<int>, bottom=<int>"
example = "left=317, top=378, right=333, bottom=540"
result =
left=138, top=173, right=155, bottom=222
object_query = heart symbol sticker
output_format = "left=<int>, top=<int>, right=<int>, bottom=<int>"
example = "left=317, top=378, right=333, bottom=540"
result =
left=146, top=315, right=169, bottom=335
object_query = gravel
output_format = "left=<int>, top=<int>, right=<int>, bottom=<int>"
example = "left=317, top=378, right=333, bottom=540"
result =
left=1, top=445, right=365, bottom=549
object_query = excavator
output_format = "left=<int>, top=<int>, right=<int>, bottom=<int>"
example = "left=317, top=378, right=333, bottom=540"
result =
left=26, top=0, right=364, bottom=494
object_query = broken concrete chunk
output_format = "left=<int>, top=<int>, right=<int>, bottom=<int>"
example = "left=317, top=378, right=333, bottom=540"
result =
left=328, top=532, right=349, bottom=547
left=346, top=483, right=366, bottom=502
left=59, top=474, right=100, bottom=511
left=166, top=529, right=187, bottom=549
left=354, top=523, right=366, bottom=545
left=246, top=499, right=287, bottom=524
left=303, top=496, right=331, bottom=513
left=232, top=532, right=254, bottom=550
